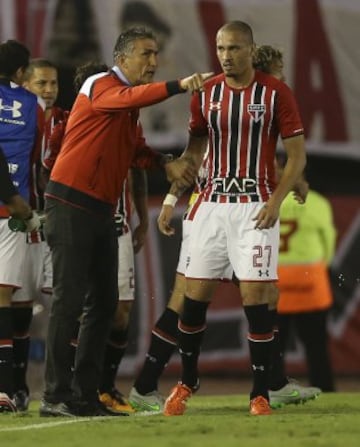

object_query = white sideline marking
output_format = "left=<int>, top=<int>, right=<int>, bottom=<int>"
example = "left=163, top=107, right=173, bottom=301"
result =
left=0, top=411, right=160, bottom=432
left=134, top=410, right=162, bottom=416
left=0, top=417, right=93, bottom=432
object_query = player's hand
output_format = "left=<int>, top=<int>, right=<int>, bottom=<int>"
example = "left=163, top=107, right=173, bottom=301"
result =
left=292, top=179, right=309, bottom=204
left=6, top=194, right=32, bottom=220
left=25, top=210, right=42, bottom=232
left=180, top=72, right=214, bottom=93
left=157, top=205, right=175, bottom=236
left=164, top=158, right=197, bottom=187
left=132, top=221, right=148, bottom=253
left=253, top=201, right=280, bottom=230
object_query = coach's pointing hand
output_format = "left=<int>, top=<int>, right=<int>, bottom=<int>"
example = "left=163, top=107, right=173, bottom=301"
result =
left=180, top=72, right=214, bottom=93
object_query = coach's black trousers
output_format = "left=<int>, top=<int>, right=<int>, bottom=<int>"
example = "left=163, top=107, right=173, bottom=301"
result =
left=43, top=198, right=118, bottom=403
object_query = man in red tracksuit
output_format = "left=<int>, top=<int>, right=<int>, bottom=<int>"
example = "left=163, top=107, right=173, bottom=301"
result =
left=40, top=27, right=212, bottom=417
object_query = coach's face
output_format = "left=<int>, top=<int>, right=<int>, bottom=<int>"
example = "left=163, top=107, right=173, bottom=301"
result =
left=120, top=38, right=159, bottom=85
left=216, top=29, right=254, bottom=80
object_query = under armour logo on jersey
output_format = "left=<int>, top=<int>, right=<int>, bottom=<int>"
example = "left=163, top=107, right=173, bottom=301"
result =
left=209, top=101, right=221, bottom=111
left=258, top=270, right=269, bottom=277
left=0, top=99, right=22, bottom=118
left=252, top=364, right=265, bottom=371
left=247, top=104, right=266, bottom=122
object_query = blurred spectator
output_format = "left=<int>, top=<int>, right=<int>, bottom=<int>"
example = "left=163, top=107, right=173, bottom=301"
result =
left=276, top=158, right=336, bottom=391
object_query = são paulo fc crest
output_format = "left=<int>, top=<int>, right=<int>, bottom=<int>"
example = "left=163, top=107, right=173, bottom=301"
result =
left=247, top=104, right=266, bottom=122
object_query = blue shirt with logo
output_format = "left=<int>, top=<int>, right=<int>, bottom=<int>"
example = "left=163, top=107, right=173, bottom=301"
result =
left=0, top=78, right=37, bottom=204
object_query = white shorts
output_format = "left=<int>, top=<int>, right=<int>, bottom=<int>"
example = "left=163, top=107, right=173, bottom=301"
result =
left=176, top=218, right=192, bottom=275
left=118, top=231, right=135, bottom=301
left=42, top=242, right=53, bottom=292
left=0, top=219, right=27, bottom=289
left=177, top=218, right=233, bottom=281
left=12, top=240, right=49, bottom=303
left=185, top=202, right=279, bottom=281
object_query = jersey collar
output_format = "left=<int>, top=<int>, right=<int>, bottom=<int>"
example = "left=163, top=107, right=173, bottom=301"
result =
left=111, top=65, right=131, bottom=86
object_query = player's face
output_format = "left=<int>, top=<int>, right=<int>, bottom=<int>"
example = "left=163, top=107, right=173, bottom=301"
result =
left=120, top=38, right=159, bottom=85
left=269, top=59, right=285, bottom=81
left=23, top=67, right=59, bottom=109
left=216, top=30, right=254, bottom=79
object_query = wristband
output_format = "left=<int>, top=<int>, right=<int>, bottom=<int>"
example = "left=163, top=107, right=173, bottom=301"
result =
left=163, top=194, right=178, bottom=207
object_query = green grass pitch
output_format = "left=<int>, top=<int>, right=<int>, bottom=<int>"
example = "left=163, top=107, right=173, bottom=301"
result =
left=1, top=393, right=360, bottom=447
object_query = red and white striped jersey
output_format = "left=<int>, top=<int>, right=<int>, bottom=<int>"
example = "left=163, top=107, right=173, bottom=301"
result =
left=30, top=106, right=67, bottom=211
left=189, top=70, right=304, bottom=204
left=192, top=147, right=209, bottom=196
left=114, top=178, right=131, bottom=237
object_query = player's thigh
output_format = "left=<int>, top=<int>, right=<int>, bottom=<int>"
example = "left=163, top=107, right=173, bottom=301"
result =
left=117, top=231, right=135, bottom=301
left=240, top=281, right=277, bottom=306
left=186, top=203, right=230, bottom=280
left=12, top=242, right=44, bottom=304
left=0, top=220, right=26, bottom=292
left=228, top=203, right=279, bottom=282
left=185, top=278, right=217, bottom=302
left=112, top=300, right=133, bottom=330
left=176, top=219, right=192, bottom=275
left=268, top=282, right=279, bottom=309
left=167, top=273, right=186, bottom=314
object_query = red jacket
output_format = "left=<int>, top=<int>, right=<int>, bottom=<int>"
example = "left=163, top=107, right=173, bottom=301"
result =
left=46, top=68, right=184, bottom=214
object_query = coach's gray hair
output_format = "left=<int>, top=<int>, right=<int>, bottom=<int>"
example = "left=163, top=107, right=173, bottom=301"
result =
left=113, top=27, right=156, bottom=61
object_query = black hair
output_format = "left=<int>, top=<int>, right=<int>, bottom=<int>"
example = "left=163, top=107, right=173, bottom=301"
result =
left=73, top=61, right=108, bottom=93
left=0, top=40, right=30, bottom=77
left=23, top=58, right=58, bottom=81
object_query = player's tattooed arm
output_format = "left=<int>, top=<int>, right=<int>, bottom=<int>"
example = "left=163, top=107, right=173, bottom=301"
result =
left=180, top=134, right=208, bottom=172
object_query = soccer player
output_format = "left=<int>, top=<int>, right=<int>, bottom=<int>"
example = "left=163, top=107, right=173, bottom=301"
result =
left=20, top=59, right=65, bottom=299
left=5, top=59, right=65, bottom=412
left=0, top=40, right=43, bottom=413
left=161, top=21, right=306, bottom=417
left=39, top=27, right=212, bottom=417
left=129, top=43, right=318, bottom=413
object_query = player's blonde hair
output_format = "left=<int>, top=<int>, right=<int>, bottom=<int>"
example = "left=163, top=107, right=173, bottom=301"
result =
left=253, top=45, right=283, bottom=73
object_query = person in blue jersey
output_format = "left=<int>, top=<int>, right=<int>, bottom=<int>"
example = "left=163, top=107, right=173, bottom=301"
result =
left=8, top=59, right=63, bottom=412
left=0, top=40, right=43, bottom=413
left=0, top=146, right=34, bottom=220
